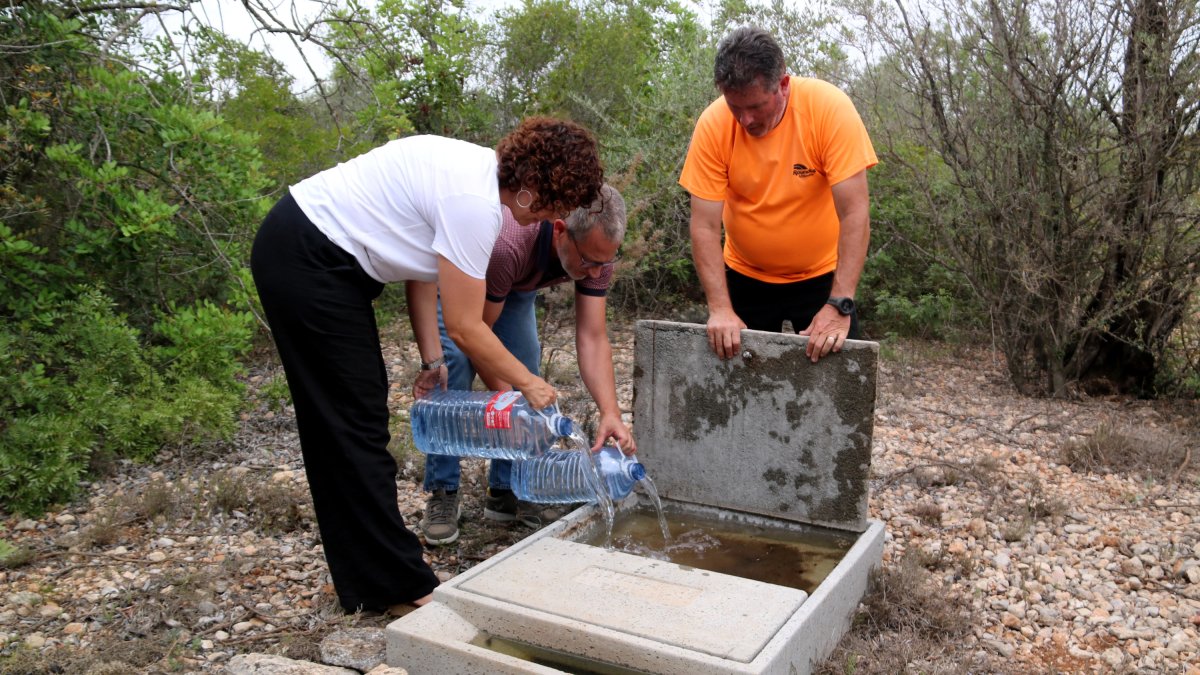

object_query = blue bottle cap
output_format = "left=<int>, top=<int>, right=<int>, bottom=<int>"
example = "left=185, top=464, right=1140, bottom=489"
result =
left=629, top=462, right=646, bottom=481
left=550, top=413, right=574, bottom=437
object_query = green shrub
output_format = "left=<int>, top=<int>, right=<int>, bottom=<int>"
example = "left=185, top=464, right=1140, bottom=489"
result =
left=0, top=7, right=264, bottom=515
left=0, top=288, right=249, bottom=514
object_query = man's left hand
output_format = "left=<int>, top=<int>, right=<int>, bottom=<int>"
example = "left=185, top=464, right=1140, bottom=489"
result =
left=798, top=305, right=851, bottom=363
left=411, top=365, right=447, bottom=399
left=593, top=412, right=636, bottom=454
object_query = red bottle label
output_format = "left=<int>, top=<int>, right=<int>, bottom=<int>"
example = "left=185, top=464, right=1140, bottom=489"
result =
left=484, top=391, right=521, bottom=429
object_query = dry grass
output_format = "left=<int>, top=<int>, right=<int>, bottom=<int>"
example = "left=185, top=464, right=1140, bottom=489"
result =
left=0, top=541, right=34, bottom=570
left=994, top=476, right=1069, bottom=543
left=816, top=550, right=1007, bottom=675
left=388, top=417, right=418, bottom=466
left=251, top=481, right=311, bottom=535
left=1060, top=423, right=1193, bottom=482
left=910, top=500, right=944, bottom=527
left=78, top=505, right=124, bottom=549
left=208, top=470, right=252, bottom=515
left=0, top=589, right=202, bottom=674
left=133, top=477, right=183, bottom=522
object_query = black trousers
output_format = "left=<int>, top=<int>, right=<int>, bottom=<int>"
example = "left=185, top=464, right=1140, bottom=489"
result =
left=250, top=193, right=438, bottom=612
left=726, top=268, right=861, bottom=338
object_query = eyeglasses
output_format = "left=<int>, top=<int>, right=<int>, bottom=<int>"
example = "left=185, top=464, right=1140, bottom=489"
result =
left=568, top=231, right=620, bottom=269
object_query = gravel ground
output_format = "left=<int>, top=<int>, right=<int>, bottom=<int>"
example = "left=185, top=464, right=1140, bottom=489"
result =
left=1, top=318, right=1198, bottom=674
left=863, top=343, right=1199, bottom=674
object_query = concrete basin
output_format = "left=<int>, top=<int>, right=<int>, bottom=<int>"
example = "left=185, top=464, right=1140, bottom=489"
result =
left=387, top=321, right=883, bottom=674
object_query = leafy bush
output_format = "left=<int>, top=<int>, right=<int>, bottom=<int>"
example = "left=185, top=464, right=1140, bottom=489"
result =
left=0, top=6, right=262, bottom=515
left=0, top=286, right=250, bottom=515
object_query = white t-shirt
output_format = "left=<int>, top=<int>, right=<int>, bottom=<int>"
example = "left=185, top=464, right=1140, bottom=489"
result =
left=289, top=135, right=501, bottom=283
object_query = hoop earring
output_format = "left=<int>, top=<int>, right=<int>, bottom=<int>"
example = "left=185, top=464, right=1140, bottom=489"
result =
left=516, top=189, right=534, bottom=209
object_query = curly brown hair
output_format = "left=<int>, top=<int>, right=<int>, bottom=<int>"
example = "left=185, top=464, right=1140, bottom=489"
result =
left=496, top=117, right=604, bottom=217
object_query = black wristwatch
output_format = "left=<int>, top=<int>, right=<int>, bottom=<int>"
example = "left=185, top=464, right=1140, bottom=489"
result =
left=826, top=296, right=855, bottom=316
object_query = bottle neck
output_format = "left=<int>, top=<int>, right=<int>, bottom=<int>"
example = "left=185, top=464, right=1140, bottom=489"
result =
left=545, top=412, right=573, bottom=437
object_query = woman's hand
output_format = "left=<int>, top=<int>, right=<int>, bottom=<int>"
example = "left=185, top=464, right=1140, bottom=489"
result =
left=518, top=377, right=557, bottom=411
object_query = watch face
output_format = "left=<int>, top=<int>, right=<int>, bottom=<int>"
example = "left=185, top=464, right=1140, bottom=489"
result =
left=829, top=297, right=854, bottom=315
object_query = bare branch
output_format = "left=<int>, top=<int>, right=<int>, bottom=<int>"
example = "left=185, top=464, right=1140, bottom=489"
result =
left=64, top=2, right=189, bottom=19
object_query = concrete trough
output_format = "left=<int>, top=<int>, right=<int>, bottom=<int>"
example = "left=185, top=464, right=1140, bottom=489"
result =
left=387, top=321, right=883, bottom=674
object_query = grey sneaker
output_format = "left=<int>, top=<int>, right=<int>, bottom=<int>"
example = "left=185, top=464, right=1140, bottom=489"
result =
left=419, top=489, right=461, bottom=545
left=483, top=488, right=518, bottom=522
left=516, top=501, right=582, bottom=529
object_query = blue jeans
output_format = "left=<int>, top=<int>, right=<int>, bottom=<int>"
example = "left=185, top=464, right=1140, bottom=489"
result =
left=422, top=289, right=540, bottom=492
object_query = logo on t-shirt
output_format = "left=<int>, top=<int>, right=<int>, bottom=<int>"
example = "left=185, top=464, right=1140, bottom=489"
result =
left=793, top=163, right=816, bottom=178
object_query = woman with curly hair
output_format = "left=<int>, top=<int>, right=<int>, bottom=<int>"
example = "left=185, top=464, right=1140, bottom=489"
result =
left=250, top=117, right=603, bottom=615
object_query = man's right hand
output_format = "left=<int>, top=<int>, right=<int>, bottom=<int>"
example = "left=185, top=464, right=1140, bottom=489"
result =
left=518, top=377, right=558, bottom=411
left=706, top=308, right=747, bottom=360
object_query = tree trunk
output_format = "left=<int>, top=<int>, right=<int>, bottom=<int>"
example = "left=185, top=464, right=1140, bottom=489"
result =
left=1065, top=0, right=1190, bottom=396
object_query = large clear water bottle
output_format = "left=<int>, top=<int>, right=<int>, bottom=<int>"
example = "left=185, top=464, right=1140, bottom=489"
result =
left=411, top=390, right=574, bottom=460
left=511, top=446, right=646, bottom=503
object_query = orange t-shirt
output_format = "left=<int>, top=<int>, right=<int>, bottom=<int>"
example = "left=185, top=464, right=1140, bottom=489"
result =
left=679, top=78, right=878, bottom=283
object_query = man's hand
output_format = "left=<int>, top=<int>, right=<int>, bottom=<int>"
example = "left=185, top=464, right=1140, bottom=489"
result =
left=593, top=411, right=635, bottom=454
left=412, top=365, right=447, bottom=399
left=798, top=305, right=851, bottom=363
left=706, top=307, right=747, bottom=360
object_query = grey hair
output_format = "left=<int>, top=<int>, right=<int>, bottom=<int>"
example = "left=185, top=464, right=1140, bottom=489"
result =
left=713, top=26, right=785, bottom=92
left=565, top=184, right=626, bottom=244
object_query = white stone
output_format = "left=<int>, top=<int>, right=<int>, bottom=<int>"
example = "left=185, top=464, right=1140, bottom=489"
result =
left=1185, top=566, right=1200, bottom=585
left=7, top=592, right=41, bottom=606
left=225, top=653, right=358, bottom=674
left=38, top=604, right=60, bottom=618
left=1103, top=646, right=1126, bottom=668
left=24, top=633, right=46, bottom=648
left=320, top=627, right=387, bottom=672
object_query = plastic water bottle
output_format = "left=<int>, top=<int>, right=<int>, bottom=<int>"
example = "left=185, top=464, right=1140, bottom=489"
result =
left=511, top=446, right=646, bottom=503
left=411, top=390, right=574, bottom=460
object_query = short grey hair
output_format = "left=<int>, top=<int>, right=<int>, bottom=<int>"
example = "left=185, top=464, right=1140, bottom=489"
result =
left=713, top=27, right=785, bottom=92
left=565, top=184, right=625, bottom=244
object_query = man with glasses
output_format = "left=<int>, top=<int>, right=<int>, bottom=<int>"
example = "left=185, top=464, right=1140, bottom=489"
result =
left=417, top=184, right=635, bottom=545
left=680, top=27, right=876, bottom=364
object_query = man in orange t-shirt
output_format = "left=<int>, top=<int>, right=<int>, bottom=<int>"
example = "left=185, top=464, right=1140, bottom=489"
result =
left=679, top=27, right=877, bottom=363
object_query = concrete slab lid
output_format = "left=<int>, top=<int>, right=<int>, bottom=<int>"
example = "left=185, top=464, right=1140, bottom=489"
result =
left=632, top=320, right=877, bottom=532
left=456, top=537, right=807, bottom=663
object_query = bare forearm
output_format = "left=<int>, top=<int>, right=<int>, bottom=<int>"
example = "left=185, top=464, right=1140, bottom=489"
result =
left=449, top=321, right=537, bottom=391
left=830, top=170, right=871, bottom=299
left=689, top=195, right=745, bottom=359
left=438, top=256, right=555, bottom=408
left=405, top=281, right=442, bottom=363
left=831, top=210, right=869, bottom=298
left=689, top=197, right=733, bottom=313
left=576, top=303, right=634, bottom=452
left=577, top=333, right=620, bottom=418
left=478, top=370, right=511, bottom=392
